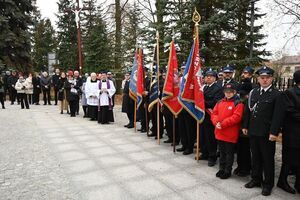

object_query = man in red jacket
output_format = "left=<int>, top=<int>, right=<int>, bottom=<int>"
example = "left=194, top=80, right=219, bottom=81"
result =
left=211, top=83, right=244, bottom=179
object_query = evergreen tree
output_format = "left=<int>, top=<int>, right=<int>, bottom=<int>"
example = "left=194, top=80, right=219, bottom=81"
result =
left=56, top=0, right=78, bottom=71
left=31, top=18, right=56, bottom=72
left=84, top=12, right=112, bottom=73
left=0, top=0, right=34, bottom=72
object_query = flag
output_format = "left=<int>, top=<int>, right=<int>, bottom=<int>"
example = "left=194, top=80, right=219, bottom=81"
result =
left=148, top=45, right=159, bottom=112
left=136, top=48, right=144, bottom=108
left=162, top=40, right=182, bottom=116
left=129, top=50, right=138, bottom=101
left=179, top=35, right=205, bottom=122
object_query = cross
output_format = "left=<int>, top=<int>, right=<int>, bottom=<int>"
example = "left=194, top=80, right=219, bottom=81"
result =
left=65, top=0, right=91, bottom=75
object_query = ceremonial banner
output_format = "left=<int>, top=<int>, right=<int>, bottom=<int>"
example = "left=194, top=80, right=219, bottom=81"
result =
left=136, top=49, right=144, bottom=108
left=148, top=45, right=159, bottom=112
left=162, top=40, right=182, bottom=116
left=129, top=50, right=138, bottom=101
left=179, top=35, right=205, bottom=122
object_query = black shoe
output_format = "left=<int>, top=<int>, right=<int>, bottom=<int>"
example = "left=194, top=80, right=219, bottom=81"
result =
left=199, top=155, right=208, bottom=160
left=60, top=111, right=63, bottom=114
left=43, top=103, right=47, bottom=105
left=261, top=187, right=272, bottom=196
left=245, top=180, right=261, bottom=188
left=127, top=125, right=134, bottom=128
left=124, top=124, right=129, bottom=127
left=2, top=106, right=5, bottom=109
left=148, top=133, right=156, bottom=137
left=140, top=129, right=147, bottom=133
left=163, top=139, right=172, bottom=143
left=216, top=170, right=225, bottom=178
left=176, top=147, right=185, bottom=152
left=208, top=159, right=216, bottom=167
left=11, top=102, right=14, bottom=105
left=220, top=172, right=231, bottom=179
left=277, top=181, right=296, bottom=194
left=237, top=171, right=250, bottom=177
left=70, top=115, right=76, bottom=117
left=183, top=149, right=193, bottom=155
left=76, top=112, right=79, bottom=115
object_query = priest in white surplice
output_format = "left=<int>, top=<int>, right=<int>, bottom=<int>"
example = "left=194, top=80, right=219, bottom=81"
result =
left=98, top=71, right=116, bottom=124
left=85, top=73, right=100, bottom=121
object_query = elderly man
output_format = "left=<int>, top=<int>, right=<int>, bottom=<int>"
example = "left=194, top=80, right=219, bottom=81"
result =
left=242, top=66, right=280, bottom=196
left=85, top=72, right=99, bottom=121
left=40, top=71, right=52, bottom=105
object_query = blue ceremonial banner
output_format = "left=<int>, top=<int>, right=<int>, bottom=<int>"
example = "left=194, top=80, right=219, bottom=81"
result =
left=148, top=73, right=159, bottom=112
left=179, top=42, right=205, bottom=122
left=129, top=51, right=138, bottom=101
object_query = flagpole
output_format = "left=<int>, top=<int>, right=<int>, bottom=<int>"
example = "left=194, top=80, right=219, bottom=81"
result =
left=156, top=31, right=160, bottom=145
left=173, top=115, right=176, bottom=153
left=193, top=8, right=201, bottom=162
left=134, top=101, right=137, bottom=132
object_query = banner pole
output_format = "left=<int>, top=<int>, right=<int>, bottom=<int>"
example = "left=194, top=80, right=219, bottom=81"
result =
left=134, top=101, right=137, bottom=132
left=156, top=31, right=160, bottom=145
left=196, top=121, right=200, bottom=162
left=173, top=115, right=176, bottom=153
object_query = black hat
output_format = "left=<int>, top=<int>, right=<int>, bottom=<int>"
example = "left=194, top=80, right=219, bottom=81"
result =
left=255, top=66, right=274, bottom=76
left=243, top=66, right=254, bottom=74
left=223, top=83, right=237, bottom=91
left=222, top=65, right=234, bottom=73
left=293, top=70, right=300, bottom=84
left=204, top=68, right=217, bottom=77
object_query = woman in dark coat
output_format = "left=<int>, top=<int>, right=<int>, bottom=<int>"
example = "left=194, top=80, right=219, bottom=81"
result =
left=122, top=72, right=134, bottom=128
left=271, top=70, right=300, bottom=194
left=64, top=75, right=81, bottom=117
left=57, top=72, right=68, bottom=114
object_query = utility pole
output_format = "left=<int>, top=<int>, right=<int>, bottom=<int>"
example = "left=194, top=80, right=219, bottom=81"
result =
left=65, top=0, right=91, bottom=75
left=249, top=0, right=255, bottom=59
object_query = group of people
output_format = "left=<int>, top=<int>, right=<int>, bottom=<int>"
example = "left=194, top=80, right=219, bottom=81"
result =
left=121, top=65, right=300, bottom=196
left=1, top=65, right=299, bottom=197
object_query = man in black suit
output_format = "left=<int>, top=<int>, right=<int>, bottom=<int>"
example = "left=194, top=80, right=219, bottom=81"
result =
left=200, top=68, right=224, bottom=166
left=242, top=66, right=280, bottom=196
left=52, top=68, right=60, bottom=105
left=234, top=66, right=255, bottom=177
left=216, top=65, right=238, bottom=88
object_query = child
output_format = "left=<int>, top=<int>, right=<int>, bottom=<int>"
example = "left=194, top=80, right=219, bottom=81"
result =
left=211, top=83, right=244, bottom=179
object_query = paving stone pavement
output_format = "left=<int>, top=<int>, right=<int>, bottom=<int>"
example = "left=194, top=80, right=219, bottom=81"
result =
left=0, top=102, right=299, bottom=200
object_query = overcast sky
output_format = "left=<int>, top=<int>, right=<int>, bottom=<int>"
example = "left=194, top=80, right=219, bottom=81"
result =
left=36, top=0, right=300, bottom=59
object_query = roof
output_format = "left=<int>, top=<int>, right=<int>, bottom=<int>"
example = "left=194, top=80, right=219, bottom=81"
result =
left=275, top=55, right=300, bottom=65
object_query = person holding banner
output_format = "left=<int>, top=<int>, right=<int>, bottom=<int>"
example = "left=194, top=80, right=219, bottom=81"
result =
left=200, top=68, right=223, bottom=166
left=122, top=71, right=135, bottom=128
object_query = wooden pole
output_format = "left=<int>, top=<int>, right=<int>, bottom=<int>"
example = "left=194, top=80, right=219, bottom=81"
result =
left=156, top=31, right=160, bottom=145
left=173, top=115, right=176, bottom=153
left=134, top=101, right=137, bottom=132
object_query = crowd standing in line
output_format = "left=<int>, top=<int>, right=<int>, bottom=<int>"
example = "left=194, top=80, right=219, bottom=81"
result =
left=0, top=67, right=299, bottom=197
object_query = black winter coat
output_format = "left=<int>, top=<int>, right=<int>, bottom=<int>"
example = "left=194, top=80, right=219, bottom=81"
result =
left=270, top=86, right=300, bottom=148
left=122, top=80, right=134, bottom=113
left=64, top=80, right=80, bottom=102
left=242, top=85, right=280, bottom=137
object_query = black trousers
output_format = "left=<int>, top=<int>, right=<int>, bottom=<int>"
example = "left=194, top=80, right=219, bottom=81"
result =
left=163, top=108, right=179, bottom=142
left=9, top=88, right=17, bottom=104
left=69, top=100, right=79, bottom=117
left=250, top=136, right=276, bottom=189
left=18, top=93, right=29, bottom=109
left=151, top=104, right=164, bottom=136
left=42, top=89, right=51, bottom=104
left=236, top=136, right=251, bottom=173
left=181, top=111, right=196, bottom=151
left=200, top=114, right=217, bottom=160
left=33, top=90, right=40, bottom=104
left=54, top=87, right=59, bottom=105
left=88, top=105, right=98, bottom=120
left=82, top=105, right=88, bottom=117
left=178, top=111, right=187, bottom=149
left=139, top=103, right=149, bottom=130
left=218, top=140, right=235, bottom=173
left=0, top=92, right=4, bottom=107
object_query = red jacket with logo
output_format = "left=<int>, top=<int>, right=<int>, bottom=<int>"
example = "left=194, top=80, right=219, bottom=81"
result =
left=211, top=97, right=244, bottom=143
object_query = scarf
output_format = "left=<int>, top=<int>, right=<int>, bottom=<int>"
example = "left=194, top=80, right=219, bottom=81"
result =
left=98, top=79, right=112, bottom=111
